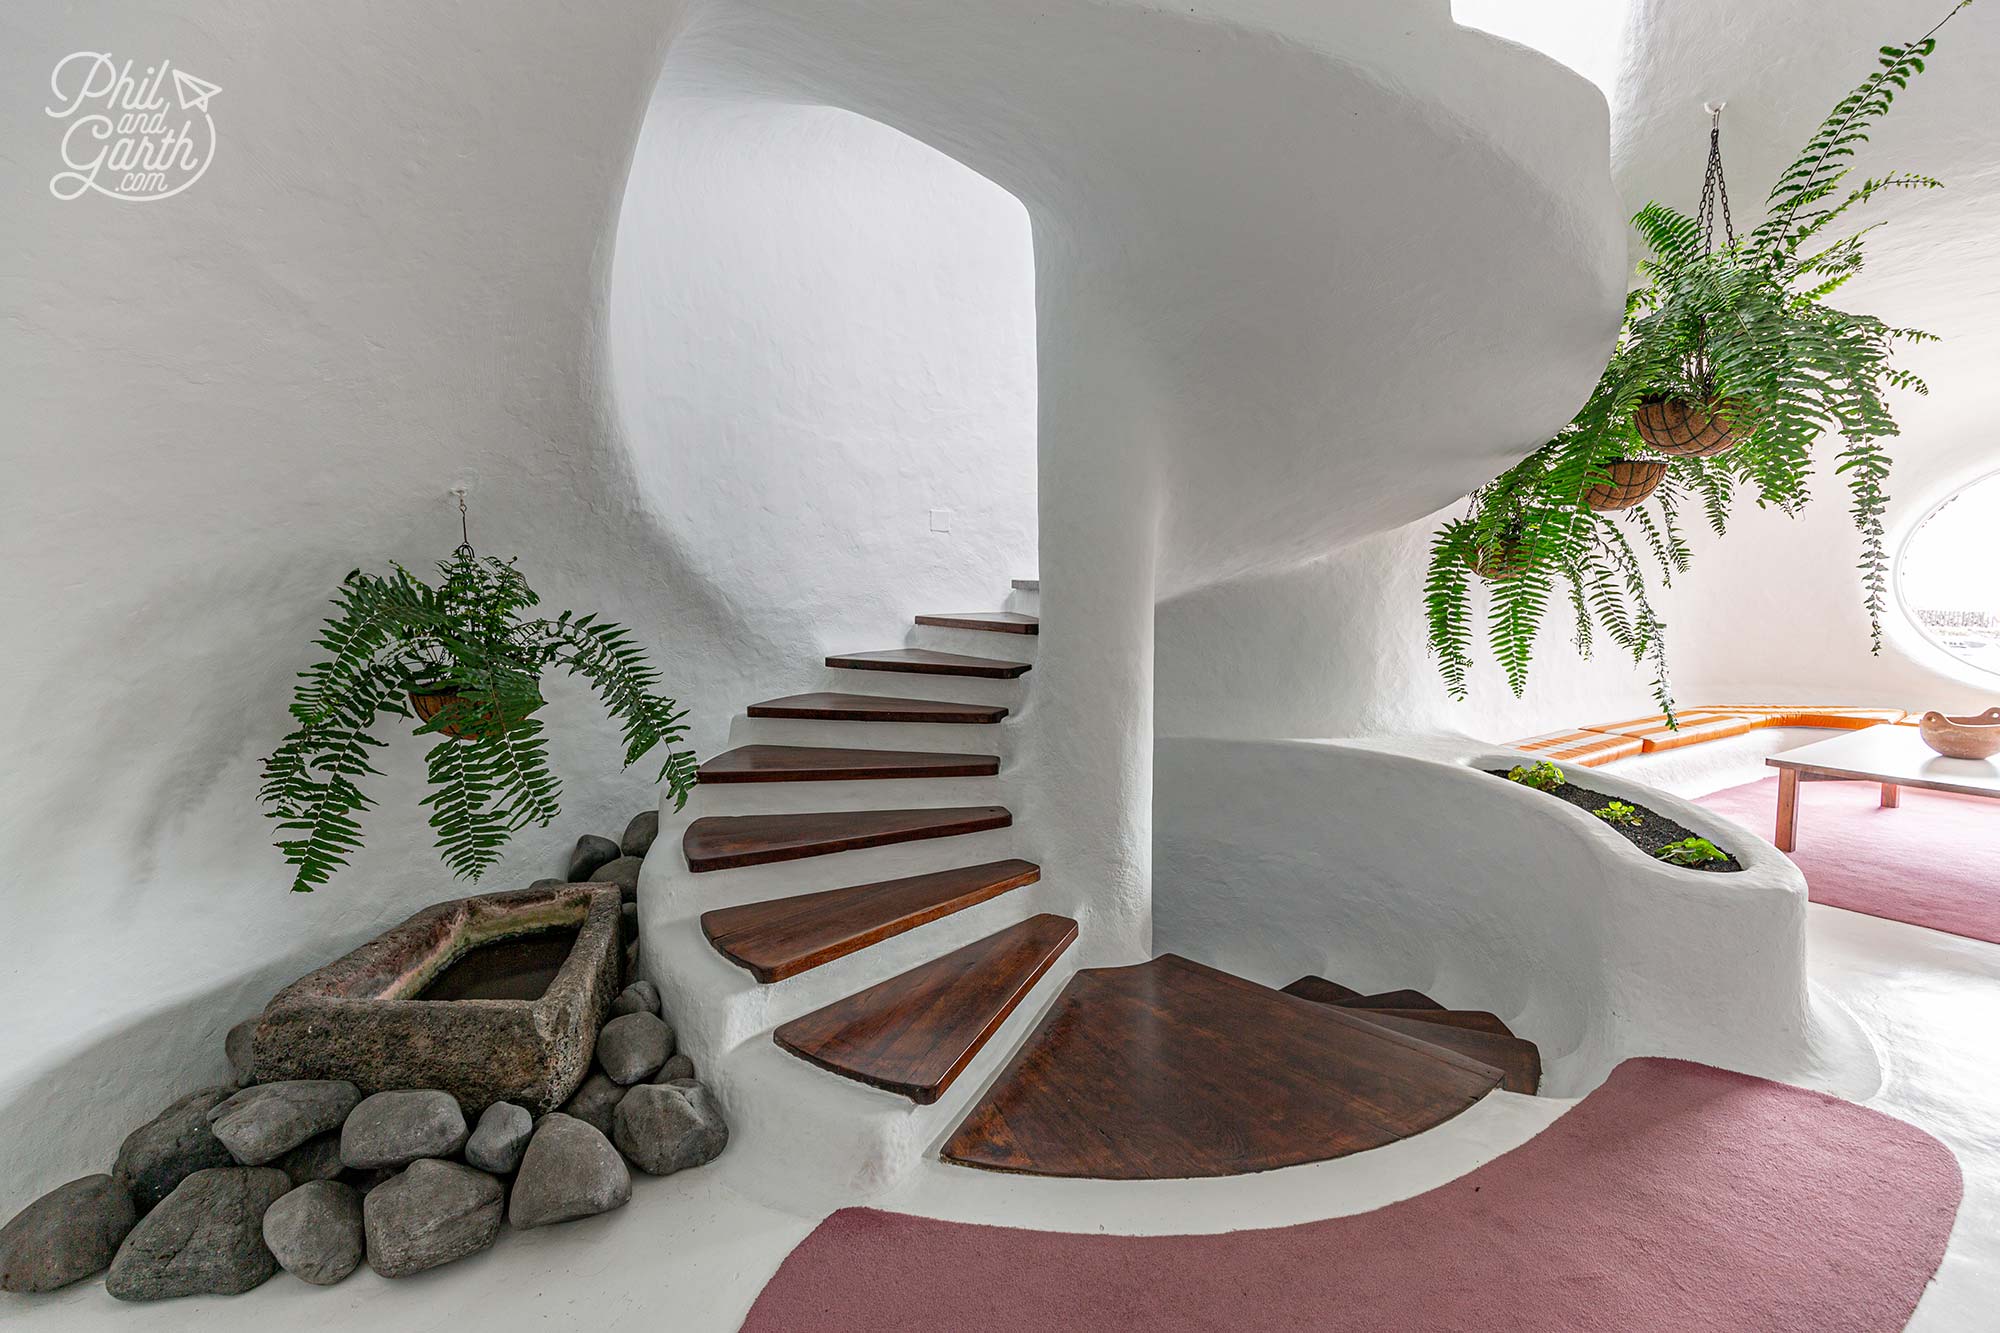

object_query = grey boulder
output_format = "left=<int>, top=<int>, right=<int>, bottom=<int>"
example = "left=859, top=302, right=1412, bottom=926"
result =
left=0, top=1174, right=137, bottom=1293
left=464, top=1101, right=534, bottom=1174
left=620, top=809, right=659, bottom=859
left=567, top=834, right=621, bottom=883
left=560, top=1072, right=626, bottom=1137
left=106, top=1167, right=291, bottom=1301
left=588, top=855, right=645, bottom=903
left=207, top=1080, right=361, bottom=1165
left=362, top=1159, right=503, bottom=1278
left=112, top=1085, right=237, bottom=1212
left=651, top=1053, right=696, bottom=1084
left=340, top=1089, right=468, bottom=1169
left=595, top=1011, right=672, bottom=1085
left=262, top=1180, right=363, bottom=1286
left=277, top=1132, right=346, bottom=1185
left=607, top=979, right=660, bottom=1019
left=612, top=1081, right=729, bottom=1176
left=225, top=1018, right=260, bottom=1086
left=508, top=1114, right=631, bottom=1229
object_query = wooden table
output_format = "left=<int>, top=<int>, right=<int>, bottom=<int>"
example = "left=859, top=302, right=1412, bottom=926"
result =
left=1765, top=724, right=2000, bottom=851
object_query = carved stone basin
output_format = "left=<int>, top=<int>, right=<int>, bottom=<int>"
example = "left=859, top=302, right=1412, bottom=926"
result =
left=253, top=881, right=621, bottom=1114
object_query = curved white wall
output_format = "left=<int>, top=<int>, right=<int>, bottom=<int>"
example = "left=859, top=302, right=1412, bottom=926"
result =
left=607, top=94, right=1039, bottom=683
left=0, top=0, right=1039, bottom=1212
left=1154, top=735, right=1820, bottom=1097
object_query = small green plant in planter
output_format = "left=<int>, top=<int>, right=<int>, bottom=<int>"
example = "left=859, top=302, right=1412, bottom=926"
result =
left=1655, top=837, right=1729, bottom=867
left=1593, top=800, right=1643, bottom=828
left=1505, top=760, right=1566, bottom=792
left=260, top=542, right=697, bottom=892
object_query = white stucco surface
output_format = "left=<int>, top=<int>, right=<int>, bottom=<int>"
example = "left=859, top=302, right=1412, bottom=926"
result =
left=0, top=0, right=1038, bottom=1212
left=1151, top=735, right=1855, bottom=1100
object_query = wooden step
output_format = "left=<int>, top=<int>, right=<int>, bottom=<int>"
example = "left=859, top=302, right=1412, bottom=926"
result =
left=1280, top=976, right=1363, bottom=1005
left=682, top=806, right=1012, bottom=873
left=1011, top=579, right=1039, bottom=592
left=943, top=955, right=1503, bottom=1179
left=1357, top=1008, right=1517, bottom=1038
left=914, top=612, right=1039, bottom=635
left=702, top=860, right=1042, bottom=983
left=1340, top=1009, right=1541, bottom=1095
left=698, top=745, right=999, bottom=784
left=827, top=649, right=1031, bottom=679
left=773, top=914, right=1078, bottom=1103
left=1337, top=988, right=1444, bottom=1012
left=747, top=693, right=1008, bottom=724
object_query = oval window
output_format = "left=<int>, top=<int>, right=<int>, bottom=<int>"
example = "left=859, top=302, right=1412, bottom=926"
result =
left=1898, top=470, right=2000, bottom=678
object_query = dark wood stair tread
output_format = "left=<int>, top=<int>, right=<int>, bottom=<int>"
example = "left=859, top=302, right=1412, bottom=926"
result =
left=773, top=913, right=1078, bottom=1103
left=1358, top=1008, right=1517, bottom=1038
left=702, top=860, right=1042, bottom=983
left=1338, top=988, right=1444, bottom=1012
left=942, top=955, right=1503, bottom=1179
left=1283, top=977, right=1445, bottom=1012
left=698, top=745, right=999, bottom=784
left=1280, top=976, right=1363, bottom=1005
left=914, top=612, right=1039, bottom=635
left=1340, top=1009, right=1541, bottom=1095
left=683, top=806, right=1011, bottom=873
left=747, top=693, right=1008, bottom=724
left=827, top=649, right=1031, bottom=679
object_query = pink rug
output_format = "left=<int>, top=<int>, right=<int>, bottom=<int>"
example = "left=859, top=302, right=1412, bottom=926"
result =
left=1699, top=775, right=2000, bottom=945
left=745, top=1059, right=1960, bottom=1332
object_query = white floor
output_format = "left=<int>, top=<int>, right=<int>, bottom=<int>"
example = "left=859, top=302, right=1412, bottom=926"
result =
left=14, top=904, right=1999, bottom=1331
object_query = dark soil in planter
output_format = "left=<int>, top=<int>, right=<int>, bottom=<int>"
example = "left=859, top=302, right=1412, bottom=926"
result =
left=418, top=926, right=583, bottom=1001
left=1482, top=770, right=1744, bottom=873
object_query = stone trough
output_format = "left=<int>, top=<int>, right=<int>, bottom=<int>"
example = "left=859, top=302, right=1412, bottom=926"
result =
left=254, top=882, right=621, bottom=1115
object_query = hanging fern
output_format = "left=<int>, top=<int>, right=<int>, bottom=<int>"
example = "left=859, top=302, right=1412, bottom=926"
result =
left=1423, top=6, right=1968, bottom=716
left=261, top=546, right=697, bottom=891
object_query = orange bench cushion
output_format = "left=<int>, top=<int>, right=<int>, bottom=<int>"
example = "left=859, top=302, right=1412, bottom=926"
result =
left=1508, top=705, right=1908, bottom=767
left=1580, top=713, right=1763, bottom=753
left=1509, top=729, right=1645, bottom=765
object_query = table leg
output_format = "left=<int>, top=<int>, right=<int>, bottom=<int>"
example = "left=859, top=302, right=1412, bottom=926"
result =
left=1881, top=782, right=1900, bottom=809
left=1775, top=768, right=1800, bottom=852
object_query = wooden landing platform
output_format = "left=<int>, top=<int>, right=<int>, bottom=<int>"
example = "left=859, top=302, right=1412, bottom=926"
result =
left=942, top=955, right=1503, bottom=1179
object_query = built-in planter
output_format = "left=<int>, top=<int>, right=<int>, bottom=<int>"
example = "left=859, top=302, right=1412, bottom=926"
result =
left=1483, top=768, right=1743, bottom=873
left=255, top=881, right=622, bottom=1113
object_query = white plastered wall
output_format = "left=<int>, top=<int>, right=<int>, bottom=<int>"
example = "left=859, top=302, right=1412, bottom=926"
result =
left=0, top=0, right=1038, bottom=1212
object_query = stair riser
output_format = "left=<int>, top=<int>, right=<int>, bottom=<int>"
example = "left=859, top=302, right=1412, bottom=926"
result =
left=818, top=665, right=1027, bottom=700
left=685, top=953, right=1078, bottom=1214
left=731, top=887, right=1057, bottom=1042
left=689, top=778, right=1013, bottom=820
left=726, top=715, right=1020, bottom=758
left=910, top=626, right=1042, bottom=660
left=674, top=826, right=1027, bottom=910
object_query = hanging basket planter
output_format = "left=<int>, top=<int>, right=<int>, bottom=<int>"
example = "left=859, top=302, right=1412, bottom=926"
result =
left=1583, top=458, right=1670, bottom=512
left=1633, top=396, right=1754, bottom=458
left=409, top=688, right=487, bottom=741
left=1467, top=540, right=1532, bottom=581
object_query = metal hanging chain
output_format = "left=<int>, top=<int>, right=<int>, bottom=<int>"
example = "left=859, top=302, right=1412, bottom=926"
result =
left=453, top=488, right=474, bottom=556
left=1696, top=102, right=1735, bottom=253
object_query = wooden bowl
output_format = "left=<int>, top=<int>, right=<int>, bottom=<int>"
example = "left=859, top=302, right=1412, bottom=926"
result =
left=1917, top=707, right=2000, bottom=760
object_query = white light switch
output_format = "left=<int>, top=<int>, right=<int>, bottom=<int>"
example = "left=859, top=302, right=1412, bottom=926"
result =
left=929, top=508, right=953, bottom=533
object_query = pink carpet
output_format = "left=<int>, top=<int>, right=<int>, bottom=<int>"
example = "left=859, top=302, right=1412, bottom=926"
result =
left=1699, top=775, right=2000, bottom=945
left=745, top=1059, right=1960, bottom=1332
